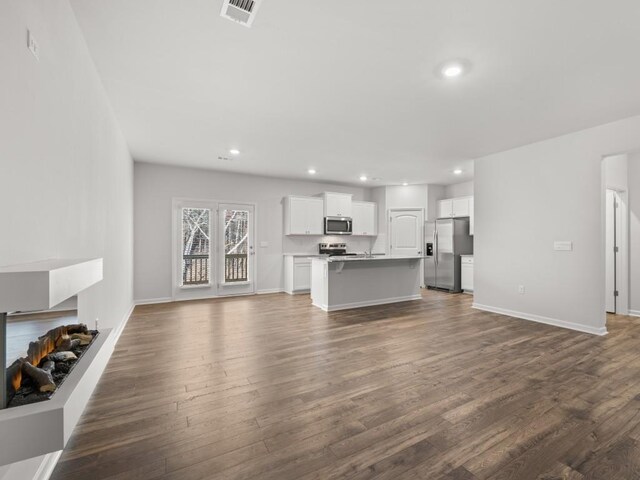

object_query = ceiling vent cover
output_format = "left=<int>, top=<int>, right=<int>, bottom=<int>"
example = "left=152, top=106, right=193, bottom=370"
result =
left=220, top=0, right=262, bottom=28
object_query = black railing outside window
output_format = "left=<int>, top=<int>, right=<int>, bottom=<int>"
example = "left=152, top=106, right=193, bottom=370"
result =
left=183, top=254, right=209, bottom=285
left=225, top=254, right=248, bottom=282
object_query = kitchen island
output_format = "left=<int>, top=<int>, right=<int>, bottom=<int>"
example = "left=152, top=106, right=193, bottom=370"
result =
left=310, top=255, right=424, bottom=312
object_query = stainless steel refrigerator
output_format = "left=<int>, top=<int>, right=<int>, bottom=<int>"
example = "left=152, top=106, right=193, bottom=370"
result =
left=425, top=218, right=473, bottom=292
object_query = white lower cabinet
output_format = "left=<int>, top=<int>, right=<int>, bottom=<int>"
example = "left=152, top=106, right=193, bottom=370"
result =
left=284, top=256, right=312, bottom=294
left=461, top=256, right=474, bottom=292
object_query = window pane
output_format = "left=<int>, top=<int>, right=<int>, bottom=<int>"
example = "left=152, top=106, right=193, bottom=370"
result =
left=224, top=209, right=248, bottom=282
left=182, top=208, right=210, bottom=285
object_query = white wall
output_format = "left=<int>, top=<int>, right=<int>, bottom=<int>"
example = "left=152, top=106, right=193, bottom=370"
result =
left=630, top=153, right=640, bottom=314
left=427, top=185, right=446, bottom=221
left=445, top=181, right=474, bottom=199
left=370, top=184, right=445, bottom=254
left=474, top=115, right=640, bottom=335
left=134, top=163, right=373, bottom=301
left=0, top=0, right=134, bottom=475
left=604, top=154, right=629, bottom=191
left=385, top=185, right=429, bottom=211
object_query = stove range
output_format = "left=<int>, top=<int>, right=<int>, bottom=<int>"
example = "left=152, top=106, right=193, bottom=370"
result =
left=318, top=243, right=358, bottom=257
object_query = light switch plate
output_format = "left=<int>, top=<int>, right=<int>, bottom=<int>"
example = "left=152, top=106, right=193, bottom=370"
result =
left=554, top=241, right=573, bottom=251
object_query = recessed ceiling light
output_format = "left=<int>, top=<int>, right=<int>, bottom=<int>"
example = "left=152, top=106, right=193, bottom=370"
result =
left=229, top=149, right=240, bottom=155
left=402, top=182, right=409, bottom=186
left=308, top=168, right=316, bottom=175
left=438, top=59, right=470, bottom=79
left=453, top=169, right=463, bottom=175
left=360, top=175, right=368, bottom=182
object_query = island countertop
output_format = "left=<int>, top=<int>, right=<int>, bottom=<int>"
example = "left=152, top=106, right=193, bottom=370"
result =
left=316, top=255, right=426, bottom=263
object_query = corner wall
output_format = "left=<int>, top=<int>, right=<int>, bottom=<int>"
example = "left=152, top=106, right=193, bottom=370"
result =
left=629, top=153, right=640, bottom=314
left=474, top=115, right=640, bottom=334
left=0, top=0, right=134, bottom=473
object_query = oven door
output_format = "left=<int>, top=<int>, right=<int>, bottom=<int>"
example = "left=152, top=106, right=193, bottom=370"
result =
left=324, top=217, right=352, bottom=235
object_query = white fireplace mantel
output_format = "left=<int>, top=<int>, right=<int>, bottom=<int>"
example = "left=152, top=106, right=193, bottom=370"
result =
left=0, top=258, right=103, bottom=313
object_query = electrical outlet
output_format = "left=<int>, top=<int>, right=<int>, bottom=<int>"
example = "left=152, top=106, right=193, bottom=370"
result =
left=518, top=285, right=525, bottom=295
left=27, top=29, right=39, bottom=60
left=95, top=318, right=99, bottom=330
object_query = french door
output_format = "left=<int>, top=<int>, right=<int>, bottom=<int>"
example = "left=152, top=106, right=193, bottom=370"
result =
left=173, top=200, right=255, bottom=301
left=218, top=203, right=255, bottom=296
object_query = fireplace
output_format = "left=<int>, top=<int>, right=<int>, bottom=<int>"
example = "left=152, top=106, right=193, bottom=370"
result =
left=0, top=258, right=103, bottom=409
left=0, top=258, right=109, bottom=467
left=6, top=323, right=99, bottom=408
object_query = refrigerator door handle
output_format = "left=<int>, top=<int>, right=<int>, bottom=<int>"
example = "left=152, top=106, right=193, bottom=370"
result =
left=434, top=230, right=438, bottom=265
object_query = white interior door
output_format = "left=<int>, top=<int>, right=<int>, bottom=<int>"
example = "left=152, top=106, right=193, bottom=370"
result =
left=218, top=203, right=256, bottom=296
left=605, top=190, right=622, bottom=313
left=389, top=209, right=424, bottom=256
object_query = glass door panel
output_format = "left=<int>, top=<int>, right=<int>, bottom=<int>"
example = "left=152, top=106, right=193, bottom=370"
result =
left=219, top=204, right=255, bottom=295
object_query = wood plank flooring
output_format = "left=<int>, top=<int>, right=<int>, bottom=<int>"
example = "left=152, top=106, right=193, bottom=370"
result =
left=49, top=290, right=640, bottom=480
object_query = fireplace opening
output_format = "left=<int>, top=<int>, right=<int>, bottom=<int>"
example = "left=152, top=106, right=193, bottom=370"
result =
left=6, top=321, right=99, bottom=408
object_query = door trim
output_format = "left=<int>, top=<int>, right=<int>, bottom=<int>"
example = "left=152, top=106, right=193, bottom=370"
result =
left=605, top=189, right=629, bottom=315
left=387, top=208, right=425, bottom=255
left=388, top=208, right=425, bottom=287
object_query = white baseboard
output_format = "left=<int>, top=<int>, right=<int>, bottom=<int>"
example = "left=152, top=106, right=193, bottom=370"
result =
left=314, top=294, right=422, bottom=312
left=0, top=450, right=62, bottom=480
left=112, top=302, right=135, bottom=345
left=629, top=310, right=640, bottom=318
left=135, top=297, right=172, bottom=306
left=257, top=288, right=283, bottom=295
left=473, top=303, right=608, bottom=336
left=34, top=451, right=62, bottom=480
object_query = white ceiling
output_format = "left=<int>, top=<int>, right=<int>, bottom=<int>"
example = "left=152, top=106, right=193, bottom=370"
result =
left=69, top=0, right=640, bottom=186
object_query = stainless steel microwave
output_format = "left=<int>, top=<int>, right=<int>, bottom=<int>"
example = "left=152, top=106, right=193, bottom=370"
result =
left=324, top=217, right=352, bottom=235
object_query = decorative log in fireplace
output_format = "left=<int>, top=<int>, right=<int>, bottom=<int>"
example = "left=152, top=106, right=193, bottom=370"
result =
left=6, top=323, right=98, bottom=407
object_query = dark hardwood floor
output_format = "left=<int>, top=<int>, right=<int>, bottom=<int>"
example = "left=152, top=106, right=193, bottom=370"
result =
left=50, top=290, right=640, bottom=480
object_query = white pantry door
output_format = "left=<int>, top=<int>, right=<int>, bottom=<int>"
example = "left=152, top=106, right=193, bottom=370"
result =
left=389, top=209, right=424, bottom=256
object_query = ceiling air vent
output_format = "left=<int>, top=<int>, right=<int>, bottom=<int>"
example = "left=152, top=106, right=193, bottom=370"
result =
left=220, top=0, right=263, bottom=28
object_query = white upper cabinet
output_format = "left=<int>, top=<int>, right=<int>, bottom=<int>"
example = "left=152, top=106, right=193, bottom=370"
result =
left=438, top=199, right=453, bottom=219
left=438, top=196, right=473, bottom=219
left=352, top=201, right=377, bottom=236
left=322, top=192, right=352, bottom=217
left=452, top=197, right=470, bottom=217
left=284, top=196, right=324, bottom=235
left=307, top=198, right=324, bottom=234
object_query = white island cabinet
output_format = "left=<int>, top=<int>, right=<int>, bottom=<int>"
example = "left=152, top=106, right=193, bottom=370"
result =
left=310, top=256, right=424, bottom=312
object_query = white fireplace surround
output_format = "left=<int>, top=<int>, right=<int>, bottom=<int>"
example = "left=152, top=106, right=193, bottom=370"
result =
left=0, top=258, right=108, bottom=468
